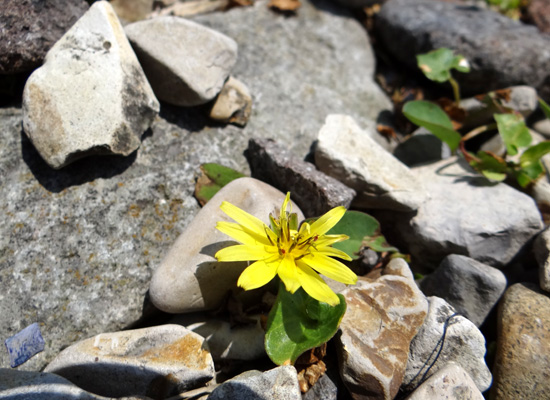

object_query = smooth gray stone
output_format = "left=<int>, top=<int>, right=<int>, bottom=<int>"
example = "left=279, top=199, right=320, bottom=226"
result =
left=420, top=254, right=507, bottom=326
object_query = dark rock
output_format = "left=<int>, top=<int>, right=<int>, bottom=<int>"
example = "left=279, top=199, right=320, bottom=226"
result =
left=526, top=0, right=550, bottom=33
left=393, top=127, right=451, bottom=167
left=0, top=0, right=89, bottom=74
left=245, top=138, right=356, bottom=218
left=302, top=372, right=337, bottom=400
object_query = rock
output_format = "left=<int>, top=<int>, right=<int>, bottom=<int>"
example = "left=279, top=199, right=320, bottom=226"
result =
left=419, top=254, right=507, bottom=326
left=209, top=76, right=252, bottom=126
left=333, top=0, right=383, bottom=8
left=207, top=366, right=302, bottom=400
left=375, top=0, right=550, bottom=100
left=149, top=177, right=304, bottom=314
left=393, top=127, right=451, bottom=167
left=532, top=118, right=550, bottom=139
left=375, top=157, right=543, bottom=270
left=491, top=283, right=550, bottom=399
left=244, top=138, right=356, bottom=218
left=315, top=114, right=426, bottom=212
left=336, top=258, right=428, bottom=400
left=526, top=0, right=550, bottom=33
left=534, top=227, right=550, bottom=292
left=0, top=0, right=89, bottom=74
left=44, top=325, right=214, bottom=399
left=302, top=372, right=338, bottom=400
left=22, top=1, right=159, bottom=169
left=5, top=322, right=45, bottom=368
left=125, top=16, right=238, bottom=107
left=404, top=362, right=484, bottom=400
left=111, top=0, right=154, bottom=22
left=403, top=296, right=492, bottom=393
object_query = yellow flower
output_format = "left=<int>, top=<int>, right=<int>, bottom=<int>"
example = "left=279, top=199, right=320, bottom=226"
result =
left=215, top=192, right=357, bottom=306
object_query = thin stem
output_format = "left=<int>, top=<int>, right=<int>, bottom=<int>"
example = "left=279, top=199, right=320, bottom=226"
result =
left=461, top=122, right=497, bottom=142
left=449, top=76, right=461, bottom=104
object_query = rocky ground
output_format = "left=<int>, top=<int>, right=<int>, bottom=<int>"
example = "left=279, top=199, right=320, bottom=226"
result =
left=1, top=0, right=550, bottom=399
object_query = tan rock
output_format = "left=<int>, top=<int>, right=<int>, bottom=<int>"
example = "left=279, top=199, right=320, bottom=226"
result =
left=210, top=76, right=252, bottom=126
left=111, top=0, right=154, bottom=22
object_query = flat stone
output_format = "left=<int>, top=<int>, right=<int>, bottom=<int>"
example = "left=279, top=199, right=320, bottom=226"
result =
left=22, top=1, right=159, bottom=169
left=491, top=283, right=550, bottom=399
left=402, top=296, right=492, bottom=393
left=375, top=0, right=550, bottom=100
left=125, top=16, right=237, bottom=106
left=315, top=114, right=425, bottom=212
left=245, top=137, right=356, bottom=218
left=149, top=177, right=304, bottom=314
left=393, top=127, right=451, bottom=167
left=4, top=323, right=45, bottom=368
left=533, top=226, right=550, bottom=292
left=44, top=325, right=214, bottom=399
left=405, top=362, right=484, bottom=400
left=209, top=76, right=252, bottom=126
left=0, top=0, right=89, bottom=74
left=419, top=254, right=507, bottom=326
left=336, top=258, right=428, bottom=400
left=207, top=366, right=302, bottom=400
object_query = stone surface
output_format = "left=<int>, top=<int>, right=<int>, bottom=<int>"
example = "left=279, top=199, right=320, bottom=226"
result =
left=44, top=325, right=214, bottom=399
left=245, top=138, right=356, bottom=218
left=336, top=258, right=428, bottom=400
left=533, top=118, right=550, bottom=139
left=111, top=0, right=154, bottom=22
left=149, top=177, right=304, bottom=314
left=315, top=114, right=425, bottom=212
left=403, top=297, right=492, bottom=393
left=0, top=0, right=89, bottom=74
left=375, top=0, right=550, bottom=100
left=1, top=0, right=391, bottom=371
left=527, top=0, right=550, bottom=33
left=125, top=16, right=237, bottom=107
left=491, top=283, right=550, bottom=399
left=405, top=362, right=484, bottom=400
left=207, top=366, right=302, bottom=400
left=302, top=372, right=338, bottom=400
left=393, top=127, right=451, bottom=167
left=210, top=76, right=252, bottom=126
left=22, top=1, right=159, bottom=169
left=420, top=254, right=507, bottom=326
left=533, top=226, right=550, bottom=292
left=376, top=157, right=543, bottom=270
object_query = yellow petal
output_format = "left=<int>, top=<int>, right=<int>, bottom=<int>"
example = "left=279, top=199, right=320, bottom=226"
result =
left=220, top=201, right=270, bottom=236
left=215, top=244, right=273, bottom=262
left=315, top=234, right=349, bottom=247
left=237, top=259, right=278, bottom=290
left=296, top=262, right=340, bottom=306
left=277, top=255, right=301, bottom=293
left=309, top=206, right=346, bottom=236
left=280, top=192, right=291, bottom=220
left=216, top=221, right=273, bottom=247
left=316, top=246, right=353, bottom=262
left=301, top=254, right=357, bottom=285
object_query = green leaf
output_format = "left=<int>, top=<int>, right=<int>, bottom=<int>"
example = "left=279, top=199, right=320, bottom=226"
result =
left=326, top=210, right=398, bottom=259
left=520, top=141, right=550, bottom=168
left=265, top=283, right=346, bottom=365
left=195, top=163, right=245, bottom=206
left=539, top=97, right=550, bottom=120
left=469, top=151, right=508, bottom=182
left=416, top=48, right=470, bottom=82
left=494, top=113, right=531, bottom=156
left=402, top=100, right=462, bottom=151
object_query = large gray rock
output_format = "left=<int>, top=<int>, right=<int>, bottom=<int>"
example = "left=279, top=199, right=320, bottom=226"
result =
left=375, top=0, right=550, bottom=100
left=22, top=1, right=160, bottom=169
left=125, top=16, right=238, bottom=106
left=1, top=0, right=390, bottom=371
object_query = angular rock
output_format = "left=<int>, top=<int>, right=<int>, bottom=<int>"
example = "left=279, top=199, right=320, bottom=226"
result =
left=22, top=1, right=159, bottom=169
left=125, top=16, right=238, bottom=106
left=420, top=254, right=507, bottom=326
left=393, top=127, right=451, bottom=167
left=376, top=157, right=543, bottom=270
left=44, top=325, right=214, bottom=399
left=210, top=76, right=252, bottom=126
left=0, top=0, right=89, bottom=74
left=245, top=138, right=356, bottom=218
left=491, top=283, right=550, bottom=399
left=336, top=258, right=428, bottom=400
left=303, top=372, right=338, bottom=400
left=375, top=0, right=550, bottom=100
left=150, top=177, right=304, bottom=314
left=403, top=297, right=492, bottom=393
left=533, top=226, right=550, bottom=292
left=5, top=322, right=45, bottom=368
left=404, top=362, right=484, bottom=400
left=207, top=366, right=302, bottom=400
left=315, top=115, right=425, bottom=212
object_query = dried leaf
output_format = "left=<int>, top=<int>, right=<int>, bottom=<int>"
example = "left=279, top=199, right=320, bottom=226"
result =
left=268, top=0, right=300, bottom=12
left=377, top=124, right=398, bottom=142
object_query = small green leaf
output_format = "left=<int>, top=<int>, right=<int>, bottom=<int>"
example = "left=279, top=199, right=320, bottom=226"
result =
left=520, top=141, right=550, bottom=168
left=539, top=97, right=550, bottom=120
left=265, top=283, right=346, bottom=365
left=469, top=151, right=508, bottom=182
left=494, top=113, right=531, bottom=156
left=403, top=100, right=462, bottom=151
left=195, top=163, right=245, bottom=206
left=416, top=48, right=470, bottom=82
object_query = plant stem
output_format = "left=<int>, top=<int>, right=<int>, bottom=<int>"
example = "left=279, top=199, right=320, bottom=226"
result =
left=449, top=77, right=461, bottom=104
left=461, top=122, right=497, bottom=142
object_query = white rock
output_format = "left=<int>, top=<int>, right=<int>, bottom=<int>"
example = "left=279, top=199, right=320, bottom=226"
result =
left=149, top=177, right=304, bottom=313
left=405, top=362, right=484, bottom=400
left=22, top=1, right=159, bottom=169
left=44, top=325, right=214, bottom=398
left=315, top=114, right=426, bottom=211
left=125, top=16, right=237, bottom=106
left=403, top=296, right=492, bottom=393
left=210, top=76, right=252, bottom=126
